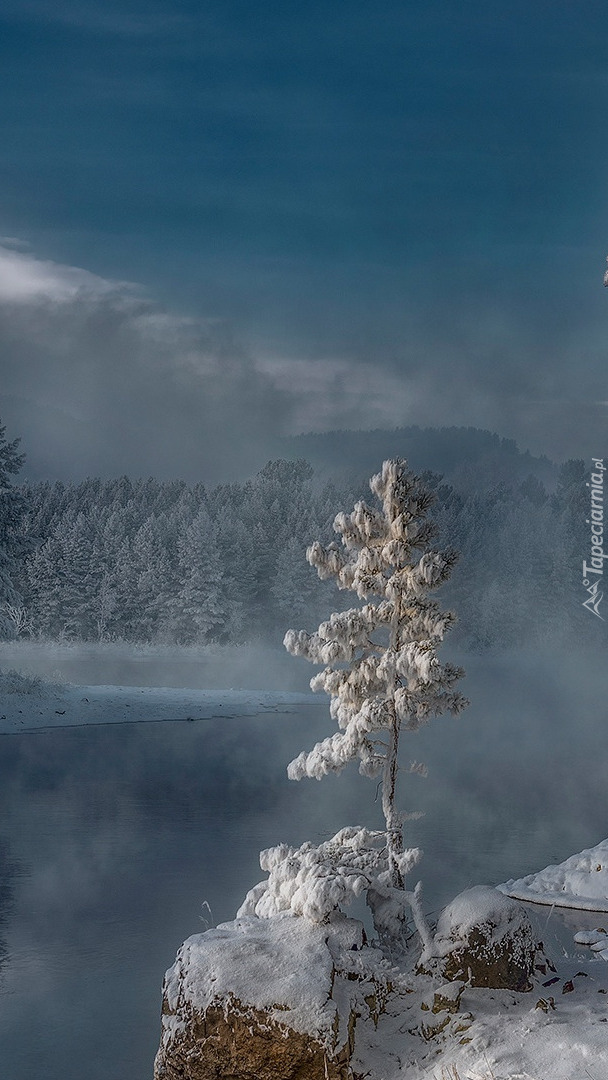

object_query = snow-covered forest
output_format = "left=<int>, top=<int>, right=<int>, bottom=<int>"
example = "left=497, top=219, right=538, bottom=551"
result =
left=0, top=423, right=595, bottom=650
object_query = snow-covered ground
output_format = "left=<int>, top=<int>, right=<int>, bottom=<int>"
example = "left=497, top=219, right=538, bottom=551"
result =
left=163, top=908, right=608, bottom=1080
left=0, top=670, right=315, bottom=735
left=361, top=949, right=608, bottom=1080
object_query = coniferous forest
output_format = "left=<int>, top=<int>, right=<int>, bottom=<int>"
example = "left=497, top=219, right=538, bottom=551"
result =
left=0, top=418, right=596, bottom=651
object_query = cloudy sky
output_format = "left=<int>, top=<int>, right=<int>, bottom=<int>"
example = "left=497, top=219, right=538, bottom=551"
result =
left=1, top=0, right=608, bottom=480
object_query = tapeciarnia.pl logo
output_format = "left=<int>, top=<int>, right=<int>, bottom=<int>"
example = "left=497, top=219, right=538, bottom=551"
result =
left=582, top=458, right=606, bottom=620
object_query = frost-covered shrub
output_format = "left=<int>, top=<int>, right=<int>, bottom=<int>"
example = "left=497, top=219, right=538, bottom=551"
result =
left=0, top=667, right=47, bottom=695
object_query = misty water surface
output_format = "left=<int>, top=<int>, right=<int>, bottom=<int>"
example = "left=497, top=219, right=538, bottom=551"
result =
left=0, top=646, right=607, bottom=1079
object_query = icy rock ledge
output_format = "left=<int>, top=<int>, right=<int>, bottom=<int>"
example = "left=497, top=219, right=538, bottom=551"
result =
left=153, top=911, right=392, bottom=1080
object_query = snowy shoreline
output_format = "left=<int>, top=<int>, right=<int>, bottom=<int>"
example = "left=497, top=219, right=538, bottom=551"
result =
left=0, top=682, right=317, bottom=735
left=498, top=838, right=608, bottom=914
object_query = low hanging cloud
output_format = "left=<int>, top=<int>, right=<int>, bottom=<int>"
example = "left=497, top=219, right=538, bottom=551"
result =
left=0, top=242, right=604, bottom=483
left=0, top=244, right=130, bottom=305
left=0, top=242, right=473, bottom=482
left=0, top=244, right=297, bottom=481
left=257, top=354, right=432, bottom=433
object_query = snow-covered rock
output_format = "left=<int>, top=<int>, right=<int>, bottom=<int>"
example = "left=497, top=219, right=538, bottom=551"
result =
left=574, top=926, right=608, bottom=960
left=153, top=892, right=608, bottom=1080
left=153, top=912, right=392, bottom=1080
left=498, top=838, right=608, bottom=912
left=425, top=885, right=536, bottom=991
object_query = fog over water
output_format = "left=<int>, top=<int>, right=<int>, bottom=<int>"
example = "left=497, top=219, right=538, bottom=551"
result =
left=0, top=642, right=606, bottom=1078
left=0, top=641, right=313, bottom=694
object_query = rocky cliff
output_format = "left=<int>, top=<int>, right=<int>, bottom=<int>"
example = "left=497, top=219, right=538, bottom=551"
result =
left=153, top=887, right=563, bottom=1080
left=154, top=912, right=392, bottom=1080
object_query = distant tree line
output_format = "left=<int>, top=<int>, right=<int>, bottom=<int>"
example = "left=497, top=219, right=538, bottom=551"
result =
left=6, top=460, right=343, bottom=645
left=0, top=420, right=597, bottom=650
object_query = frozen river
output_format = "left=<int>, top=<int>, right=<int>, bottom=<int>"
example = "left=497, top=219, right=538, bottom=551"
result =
left=0, top=644, right=607, bottom=1078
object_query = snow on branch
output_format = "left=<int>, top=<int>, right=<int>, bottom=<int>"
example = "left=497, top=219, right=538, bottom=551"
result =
left=237, top=826, right=422, bottom=925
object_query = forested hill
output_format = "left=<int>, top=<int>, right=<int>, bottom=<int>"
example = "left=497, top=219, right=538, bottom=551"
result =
left=2, top=452, right=597, bottom=652
left=277, top=425, right=556, bottom=493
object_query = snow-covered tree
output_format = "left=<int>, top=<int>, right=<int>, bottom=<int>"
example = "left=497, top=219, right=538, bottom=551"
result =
left=1, top=603, right=32, bottom=637
left=242, top=459, right=468, bottom=953
left=0, top=419, right=26, bottom=635
left=167, top=508, right=227, bottom=643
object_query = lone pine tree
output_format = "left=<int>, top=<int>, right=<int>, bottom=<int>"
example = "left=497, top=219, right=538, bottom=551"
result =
left=240, top=459, right=468, bottom=954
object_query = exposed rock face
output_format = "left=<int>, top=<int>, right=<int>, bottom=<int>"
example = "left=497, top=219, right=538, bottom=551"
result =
left=426, top=886, right=536, bottom=992
left=155, top=996, right=353, bottom=1080
left=154, top=913, right=389, bottom=1080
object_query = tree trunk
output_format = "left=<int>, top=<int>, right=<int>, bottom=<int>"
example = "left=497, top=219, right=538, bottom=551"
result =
left=381, top=709, right=404, bottom=889
left=383, top=600, right=404, bottom=888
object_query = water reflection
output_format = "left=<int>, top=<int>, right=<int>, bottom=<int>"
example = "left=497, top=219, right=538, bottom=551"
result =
left=0, top=712, right=346, bottom=1080
left=0, top=836, right=16, bottom=977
